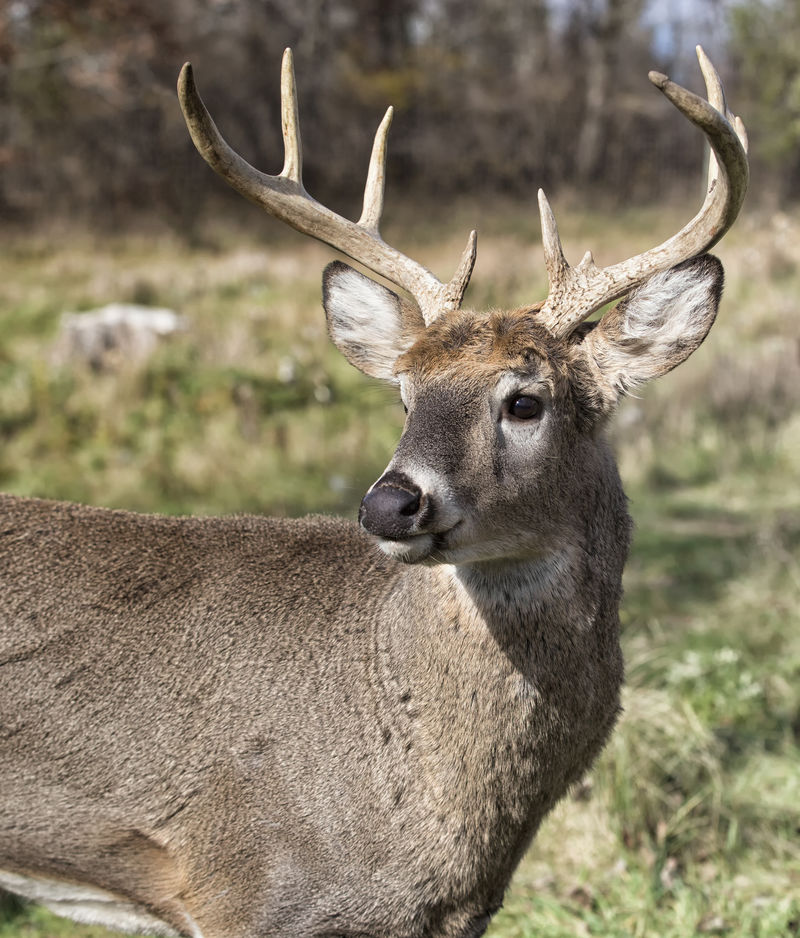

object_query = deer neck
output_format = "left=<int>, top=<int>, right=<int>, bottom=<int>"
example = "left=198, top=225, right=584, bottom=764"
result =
left=443, top=550, right=582, bottom=627
left=373, top=549, right=621, bottom=893
left=382, top=547, right=609, bottom=694
left=379, top=545, right=616, bottom=761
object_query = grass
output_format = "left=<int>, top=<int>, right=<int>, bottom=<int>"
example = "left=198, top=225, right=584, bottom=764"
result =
left=1, top=202, right=799, bottom=937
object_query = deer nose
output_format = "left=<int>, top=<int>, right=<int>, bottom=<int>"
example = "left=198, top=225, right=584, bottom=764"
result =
left=359, top=472, right=424, bottom=539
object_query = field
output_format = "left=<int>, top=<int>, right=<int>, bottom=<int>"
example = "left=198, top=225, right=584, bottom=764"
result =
left=0, top=202, right=798, bottom=937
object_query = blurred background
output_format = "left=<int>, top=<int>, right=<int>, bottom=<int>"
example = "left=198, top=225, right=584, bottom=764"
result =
left=0, top=1, right=799, bottom=937
left=2, top=0, right=800, bottom=227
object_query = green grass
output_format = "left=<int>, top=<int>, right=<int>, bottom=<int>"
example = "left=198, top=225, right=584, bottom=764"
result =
left=1, top=204, right=799, bottom=937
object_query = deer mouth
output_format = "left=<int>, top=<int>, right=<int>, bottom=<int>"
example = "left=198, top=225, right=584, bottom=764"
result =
left=373, top=522, right=462, bottom=565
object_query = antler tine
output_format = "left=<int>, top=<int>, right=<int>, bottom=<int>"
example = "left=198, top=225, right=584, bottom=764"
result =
left=279, top=48, right=302, bottom=184
left=537, top=189, right=569, bottom=285
left=358, top=107, right=392, bottom=233
left=178, top=50, right=474, bottom=325
left=443, top=229, right=479, bottom=310
left=538, top=48, right=749, bottom=339
left=696, top=45, right=749, bottom=192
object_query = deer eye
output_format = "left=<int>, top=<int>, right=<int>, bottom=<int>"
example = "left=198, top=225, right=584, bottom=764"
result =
left=507, top=395, right=542, bottom=421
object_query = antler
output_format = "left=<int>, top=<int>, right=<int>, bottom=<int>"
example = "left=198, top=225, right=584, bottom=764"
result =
left=538, top=45, right=749, bottom=338
left=178, top=48, right=476, bottom=326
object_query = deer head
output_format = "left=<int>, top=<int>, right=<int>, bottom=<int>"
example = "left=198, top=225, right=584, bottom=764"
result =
left=178, top=47, right=748, bottom=568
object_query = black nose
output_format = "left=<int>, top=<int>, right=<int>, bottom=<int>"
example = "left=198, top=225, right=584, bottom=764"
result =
left=359, top=471, right=424, bottom=538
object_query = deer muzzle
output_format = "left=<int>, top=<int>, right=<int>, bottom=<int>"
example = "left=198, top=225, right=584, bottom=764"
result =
left=359, top=470, right=428, bottom=540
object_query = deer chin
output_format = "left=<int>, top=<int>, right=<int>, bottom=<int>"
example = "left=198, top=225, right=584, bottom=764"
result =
left=375, top=532, right=437, bottom=564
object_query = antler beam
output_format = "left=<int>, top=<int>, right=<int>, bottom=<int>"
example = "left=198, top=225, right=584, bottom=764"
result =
left=178, top=49, right=476, bottom=325
left=538, top=46, right=749, bottom=338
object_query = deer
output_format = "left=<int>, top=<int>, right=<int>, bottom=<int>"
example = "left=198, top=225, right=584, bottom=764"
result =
left=0, top=45, right=748, bottom=938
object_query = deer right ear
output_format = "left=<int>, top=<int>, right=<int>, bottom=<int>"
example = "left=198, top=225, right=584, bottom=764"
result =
left=323, top=261, right=424, bottom=381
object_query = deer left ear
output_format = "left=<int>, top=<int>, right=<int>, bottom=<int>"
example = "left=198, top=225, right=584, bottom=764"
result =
left=584, top=254, right=723, bottom=396
left=323, top=261, right=425, bottom=381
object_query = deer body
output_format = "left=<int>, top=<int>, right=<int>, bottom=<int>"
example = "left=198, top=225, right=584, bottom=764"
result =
left=1, top=455, right=625, bottom=938
left=0, top=45, right=747, bottom=938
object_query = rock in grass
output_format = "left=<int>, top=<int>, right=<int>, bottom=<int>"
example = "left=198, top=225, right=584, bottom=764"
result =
left=54, top=304, right=186, bottom=370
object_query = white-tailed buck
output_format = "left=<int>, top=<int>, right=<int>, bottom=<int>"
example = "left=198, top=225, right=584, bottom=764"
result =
left=0, top=46, right=748, bottom=938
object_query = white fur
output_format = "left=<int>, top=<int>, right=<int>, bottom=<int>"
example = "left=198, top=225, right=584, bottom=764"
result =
left=620, top=266, right=713, bottom=349
left=444, top=547, right=580, bottom=616
left=377, top=532, right=436, bottom=563
left=590, top=263, right=719, bottom=393
left=325, top=269, right=408, bottom=380
left=0, top=870, right=200, bottom=938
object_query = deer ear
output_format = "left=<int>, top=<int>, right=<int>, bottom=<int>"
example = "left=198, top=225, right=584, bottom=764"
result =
left=584, top=254, right=723, bottom=397
left=322, top=261, right=424, bottom=381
